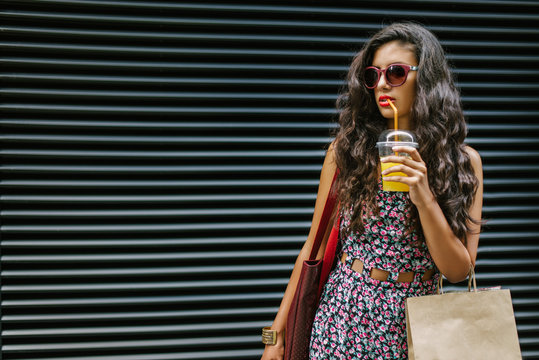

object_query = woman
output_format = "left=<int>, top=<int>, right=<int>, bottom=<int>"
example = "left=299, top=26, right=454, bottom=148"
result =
left=261, top=22, right=483, bottom=359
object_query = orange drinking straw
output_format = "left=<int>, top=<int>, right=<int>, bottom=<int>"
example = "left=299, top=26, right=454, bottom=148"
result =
left=387, top=99, right=399, bottom=142
left=387, top=98, right=398, bottom=131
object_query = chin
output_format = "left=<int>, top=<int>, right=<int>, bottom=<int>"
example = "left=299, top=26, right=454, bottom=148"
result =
left=378, top=108, right=393, bottom=119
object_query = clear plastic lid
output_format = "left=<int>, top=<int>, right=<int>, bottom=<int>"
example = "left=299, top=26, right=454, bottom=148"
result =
left=376, top=129, right=418, bottom=146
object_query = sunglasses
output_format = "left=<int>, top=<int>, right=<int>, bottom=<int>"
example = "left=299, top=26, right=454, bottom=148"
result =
left=364, top=63, right=418, bottom=89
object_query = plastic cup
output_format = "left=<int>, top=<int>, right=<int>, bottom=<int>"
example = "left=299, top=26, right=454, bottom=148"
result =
left=376, top=130, right=418, bottom=192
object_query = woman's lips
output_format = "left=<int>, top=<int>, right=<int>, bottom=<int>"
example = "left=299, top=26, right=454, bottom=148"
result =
left=379, top=95, right=395, bottom=107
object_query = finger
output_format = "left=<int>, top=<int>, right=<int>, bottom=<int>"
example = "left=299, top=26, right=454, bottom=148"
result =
left=380, top=155, right=401, bottom=163
left=391, top=146, right=422, bottom=162
left=382, top=175, right=413, bottom=186
left=381, top=164, right=421, bottom=178
left=381, top=163, right=401, bottom=174
left=382, top=175, right=410, bottom=184
left=381, top=156, right=426, bottom=173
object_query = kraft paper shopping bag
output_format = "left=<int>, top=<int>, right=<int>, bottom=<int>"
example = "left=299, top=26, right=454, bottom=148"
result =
left=406, top=269, right=521, bottom=360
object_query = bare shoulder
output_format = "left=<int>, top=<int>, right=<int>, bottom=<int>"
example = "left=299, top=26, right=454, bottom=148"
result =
left=464, top=146, right=482, bottom=170
left=322, top=140, right=337, bottom=165
left=328, top=139, right=337, bottom=152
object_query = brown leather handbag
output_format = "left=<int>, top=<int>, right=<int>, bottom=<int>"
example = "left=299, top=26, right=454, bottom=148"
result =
left=284, top=172, right=339, bottom=360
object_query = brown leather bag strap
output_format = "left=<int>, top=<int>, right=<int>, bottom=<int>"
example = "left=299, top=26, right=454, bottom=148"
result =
left=308, top=171, right=339, bottom=260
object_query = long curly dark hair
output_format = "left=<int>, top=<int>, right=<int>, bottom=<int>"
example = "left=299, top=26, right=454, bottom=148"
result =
left=334, top=22, right=479, bottom=243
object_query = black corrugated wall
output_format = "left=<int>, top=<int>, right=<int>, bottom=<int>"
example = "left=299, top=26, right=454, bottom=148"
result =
left=1, top=1, right=538, bottom=359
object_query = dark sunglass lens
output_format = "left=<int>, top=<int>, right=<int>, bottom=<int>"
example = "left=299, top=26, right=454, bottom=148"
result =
left=386, top=65, right=406, bottom=86
left=364, top=68, right=378, bottom=88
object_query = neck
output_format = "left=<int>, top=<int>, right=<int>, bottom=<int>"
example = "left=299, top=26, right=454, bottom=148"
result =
left=387, top=118, right=412, bottom=131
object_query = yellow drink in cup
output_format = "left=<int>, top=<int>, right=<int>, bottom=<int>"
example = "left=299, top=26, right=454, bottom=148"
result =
left=380, top=162, right=411, bottom=192
left=376, top=130, right=418, bottom=192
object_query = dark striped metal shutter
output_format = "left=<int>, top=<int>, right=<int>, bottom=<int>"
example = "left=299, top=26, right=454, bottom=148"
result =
left=1, top=1, right=538, bottom=359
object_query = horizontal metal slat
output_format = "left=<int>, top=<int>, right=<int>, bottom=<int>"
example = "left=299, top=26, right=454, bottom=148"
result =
left=459, top=69, right=539, bottom=76
left=2, top=71, right=537, bottom=87
left=467, top=137, right=539, bottom=145
left=0, top=104, right=336, bottom=115
left=477, top=259, right=539, bottom=266
left=17, top=349, right=263, bottom=360
left=2, top=307, right=278, bottom=323
left=482, top=205, right=539, bottom=214
left=3, top=43, right=539, bottom=63
left=0, top=150, right=326, bottom=159
left=0, top=119, right=339, bottom=129
left=5, top=26, right=539, bottom=51
left=0, top=193, right=316, bottom=203
left=7, top=1, right=539, bottom=20
left=478, top=272, right=539, bottom=281
left=8, top=107, right=539, bottom=118
left=0, top=207, right=315, bottom=218
left=514, top=312, right=539, bottom=321
left=0, top=42, right=353, bottom=58
left=513, top=299, right=539, bottom=307
left=2, top=65, right=538, bottom=76
left=463, top=96, right=539, bottom=103
left=470, top=124, right=539, bottom=133
left=1, top=278, right=289, bottom=293
left=1, top=292, right=285, bottom=308
left=0, top=149, right=325, bottom=160
left=8, top=264, right=539, bottom=278
left=0, top=25, right=370, bottom=44
left=3, top=9, right=539, bottom=31
left=0, top=122, right=515, bottom=138
left=0, top=235, right=306, bottom=248
left=519, top=325, right=539, bottom=336
left=2, top=89, right=539, bottom=105
left=1, top=134, right=533, bottom=145
left=452, top=55, right=539, bottom=62
left=0, top=165, right=323, bottom=174
left=483, top=192, right=539, bottom=200
left=408, top=0, right=539, bottom=6
left=481, top=219, right=539, bottom=227
left=0, top=89, right=338, bottom=101
left=13, top=151, right=539, bottom=163
left=480, top=231, right=539, bottom=240
left=478, top=245, right=539, bottom=254
left=0, top=221, right=311, bottom=233
left=480, top=152, right=539, bottom=160
left=2, top=335, right=260, bottom=352
left=483, top=165, right=539, bottom=173
left=522, top=351, right=539, bottom=360
left=5, top=206, right=535, bottom=219
left=0, top=180, right=320, bottom=189
left=2, top=320, right=268, bottom=337
left=1, top=264, right=293, bottom=278
left=1, top=250, right=300, bottom=263
left=459, top=82, right=539, bottom=90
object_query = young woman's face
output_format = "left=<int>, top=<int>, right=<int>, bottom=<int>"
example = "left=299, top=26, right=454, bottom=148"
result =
left=371, top=40, right=418, bottom=129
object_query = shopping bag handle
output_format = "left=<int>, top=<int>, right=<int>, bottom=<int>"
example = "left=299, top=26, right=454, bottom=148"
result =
left=437, top=266, right=477, bottom=294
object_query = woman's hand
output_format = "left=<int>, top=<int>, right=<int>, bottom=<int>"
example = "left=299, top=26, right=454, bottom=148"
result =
left=380, top=146, right=435, bottom=209
left=260, top=341, right=284, bottom=360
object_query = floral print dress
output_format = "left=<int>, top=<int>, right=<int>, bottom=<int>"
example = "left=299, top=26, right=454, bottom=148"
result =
left=309, top=181, right=439, bottom=359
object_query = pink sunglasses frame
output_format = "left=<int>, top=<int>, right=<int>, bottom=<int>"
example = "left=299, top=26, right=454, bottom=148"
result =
left=364, top=63, right=419, bottom=89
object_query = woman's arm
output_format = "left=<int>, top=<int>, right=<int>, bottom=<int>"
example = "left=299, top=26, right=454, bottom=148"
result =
left=381, top=146, right=483, bottom=283
left=261, top=144, right=337, bottom=360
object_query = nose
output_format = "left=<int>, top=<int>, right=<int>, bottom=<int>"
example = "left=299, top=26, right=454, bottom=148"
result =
left=377, top=71, right=391, bottom=89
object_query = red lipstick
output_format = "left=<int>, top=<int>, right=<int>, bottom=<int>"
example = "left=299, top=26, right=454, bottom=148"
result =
left=379, top=95, right=395, bottom=107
